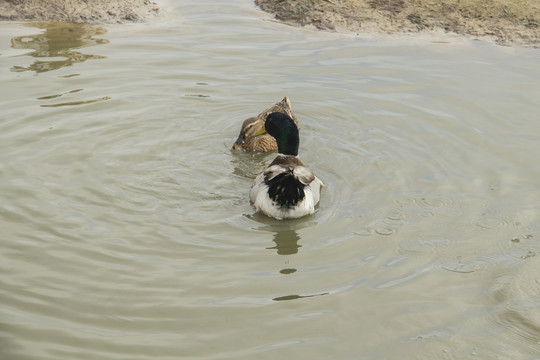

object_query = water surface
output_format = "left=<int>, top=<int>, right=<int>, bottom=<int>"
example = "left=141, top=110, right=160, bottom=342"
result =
left=1, top=1, right=540, bottom=359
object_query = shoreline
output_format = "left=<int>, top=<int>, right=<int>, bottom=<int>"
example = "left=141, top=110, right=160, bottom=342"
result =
left=255, top=0, right=540, bottom=47
left=1, top=0, right=539, bottom=47
left=0, top=0, right=159, bottom=23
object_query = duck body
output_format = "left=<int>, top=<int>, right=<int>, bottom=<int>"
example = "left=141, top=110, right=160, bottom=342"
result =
left=250, top=155, right=323, bottom=219
left=249, top=112, right=323, bottom=220
left=233, top=97, right=299, bottom=152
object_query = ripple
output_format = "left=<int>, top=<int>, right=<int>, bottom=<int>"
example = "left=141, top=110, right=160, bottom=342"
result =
left=395, top=197, right=415, bottom=206
left=441, top=256, right=494, bottom=274
left=418, top=197, right=452, bottom=208
left=40, top=96, right=111, bottom=107
left=475, top=215, right=510, bottom=229
left=504, top=233, right=539, bottom=261
left=383, top=210, right=405, bottom=225
left=473, top=207, right=516, bottom=229
left=37, top=89, right=83, bottom=100
left=374, top=227, right=395, bottom=236
left=375, top=266, right=432, bottom=289
left=489, top=256, right=540, bottom=352
left=354, top=227, right=374, bottom=236
left=398, top=237, right=451, bottom=259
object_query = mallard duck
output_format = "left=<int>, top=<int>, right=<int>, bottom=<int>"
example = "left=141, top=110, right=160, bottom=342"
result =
left=249, top=112, right=323, bottom=219
left=233, top=97, right=299, bottom=152
left=232, top=117, right=276, bottom=152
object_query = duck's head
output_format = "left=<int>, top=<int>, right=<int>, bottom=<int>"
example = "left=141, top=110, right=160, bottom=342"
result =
left=232, top=117, right=266, bottom=150
left=254, top=112, right=299, bottom=156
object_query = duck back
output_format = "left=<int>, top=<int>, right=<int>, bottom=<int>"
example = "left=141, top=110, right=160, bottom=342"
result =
left=265, top=167, right=306, bottom=209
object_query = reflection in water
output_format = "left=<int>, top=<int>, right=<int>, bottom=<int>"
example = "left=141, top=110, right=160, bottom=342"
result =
left=230, top=150, right=270, bottom=179
left=267, top=229, right=302, bottom=255
left=40, top=96, right=112, bottom=107
left=261, top=228, right=329, bottom=302
left=280, top=268, right=297, bottom=275
left=273, top=293, right=329, bottom=302
left=37, top=88, right=83, bottom=99
left=10, top=22, right=109, bottom=73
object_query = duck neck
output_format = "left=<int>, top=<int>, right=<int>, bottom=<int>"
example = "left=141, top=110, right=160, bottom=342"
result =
left=276, top=131, right=299, bottom=156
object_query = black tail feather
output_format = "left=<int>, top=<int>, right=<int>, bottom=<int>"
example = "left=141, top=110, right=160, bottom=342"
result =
left=265, top=170, right=305, bottom=208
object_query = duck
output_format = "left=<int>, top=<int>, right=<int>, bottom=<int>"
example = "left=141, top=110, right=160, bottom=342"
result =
left=233, top=97, right=299, bottom=152
left=232, top=117, right=276, bottom=152
left=249, top=112, right=323, bottom=219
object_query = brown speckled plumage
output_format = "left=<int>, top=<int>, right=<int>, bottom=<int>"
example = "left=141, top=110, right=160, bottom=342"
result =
left=242, top=133, right=278, bottom=152
left=232, top=96, right=299, bottom=152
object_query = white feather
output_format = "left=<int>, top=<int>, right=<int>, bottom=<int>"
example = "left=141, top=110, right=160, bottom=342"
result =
left=249, top=170, right=323, bottom=220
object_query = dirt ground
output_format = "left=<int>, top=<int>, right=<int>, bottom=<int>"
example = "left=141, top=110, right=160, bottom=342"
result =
left=1, top=0, right=539, bottom=47
left=0, top=0, right=159, bottom=23
left=255, top=0, right=540, bottom=47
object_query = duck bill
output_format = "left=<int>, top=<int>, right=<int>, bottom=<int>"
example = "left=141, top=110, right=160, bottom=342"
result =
left=232, top=135, right=244, bottom=149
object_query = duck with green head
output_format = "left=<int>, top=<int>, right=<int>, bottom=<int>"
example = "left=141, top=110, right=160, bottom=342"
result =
left=232, top=97, right=299, bottom=152
left=249, top=112, right=323, bottom=219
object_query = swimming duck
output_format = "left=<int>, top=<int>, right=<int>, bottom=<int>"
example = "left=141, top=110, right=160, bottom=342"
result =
left=249, top=112, right=323, bottom=219
left=233, top=97, right=299, bottom=152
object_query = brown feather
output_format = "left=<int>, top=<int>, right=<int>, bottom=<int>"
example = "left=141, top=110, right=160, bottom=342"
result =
left=242, top=134, right=277, bottom=152
left=232, top=96, right=299, bottom=152
left=269, top=155, right=305, bottom=167
left=255, top=96, right=299, bottom=129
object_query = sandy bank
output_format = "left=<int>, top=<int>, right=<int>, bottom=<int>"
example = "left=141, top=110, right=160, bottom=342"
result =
left=1, top=0, right=539, bottom=47
left=255, top=0, right=540, bottom=47
left=0, top=0, right=159, bottom=23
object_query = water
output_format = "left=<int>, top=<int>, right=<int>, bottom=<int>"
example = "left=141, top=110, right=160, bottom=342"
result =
left=1, top=1, right=540, bottom=359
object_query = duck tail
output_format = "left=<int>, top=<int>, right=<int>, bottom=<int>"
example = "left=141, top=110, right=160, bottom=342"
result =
left=266, top=167, right=307, bottom=209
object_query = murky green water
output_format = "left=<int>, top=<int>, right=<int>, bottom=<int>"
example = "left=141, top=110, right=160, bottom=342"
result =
left=1, top=1, right=540, bottom=359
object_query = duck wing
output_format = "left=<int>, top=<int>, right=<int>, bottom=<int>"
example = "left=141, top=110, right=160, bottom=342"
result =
left=256, top=96, right=299, bottom=128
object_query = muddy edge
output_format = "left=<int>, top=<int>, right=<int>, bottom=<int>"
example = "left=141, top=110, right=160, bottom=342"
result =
left=255, top=0, right=540, bottom=47
left=2, top=0, right=539, bottom=46
left=0, top=0, right=159, bottom=23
